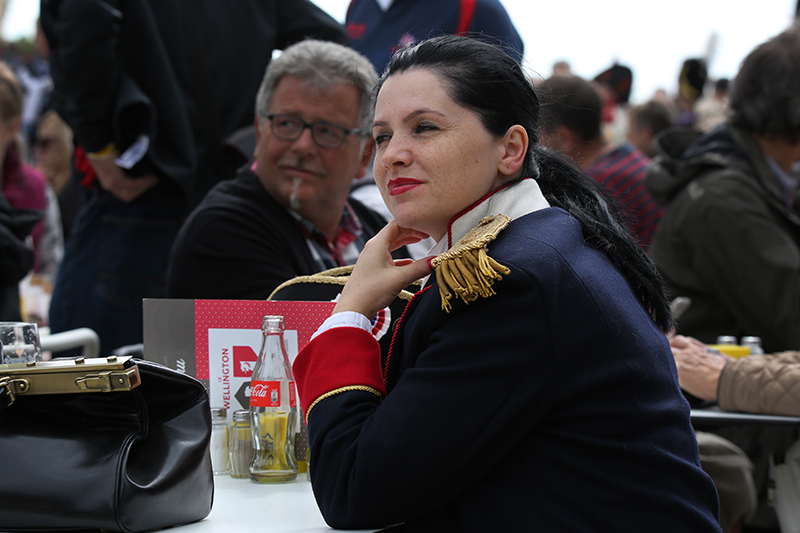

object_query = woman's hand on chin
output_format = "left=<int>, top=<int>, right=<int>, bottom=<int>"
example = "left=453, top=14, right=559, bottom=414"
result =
left=333, top=221, right=434, bottom=319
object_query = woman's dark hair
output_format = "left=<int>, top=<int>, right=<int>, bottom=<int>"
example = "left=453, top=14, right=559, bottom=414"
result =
left=377, top=35, right=673, bottom=332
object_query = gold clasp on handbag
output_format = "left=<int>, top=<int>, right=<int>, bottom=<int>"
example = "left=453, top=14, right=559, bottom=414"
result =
left=1, top=376, right=18, bottom=405
left=0, top=356, right=141, bottom=397
left=75, top=369, right=138, bottom=392
left=0, top=375, right=33, bottom=406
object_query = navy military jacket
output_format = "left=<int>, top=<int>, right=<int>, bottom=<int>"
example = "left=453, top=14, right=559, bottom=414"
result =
left=296, top=207, right=721, bottom=532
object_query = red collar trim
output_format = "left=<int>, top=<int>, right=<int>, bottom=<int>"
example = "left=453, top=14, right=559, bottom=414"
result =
left=445, top=178, right=526, bottom=248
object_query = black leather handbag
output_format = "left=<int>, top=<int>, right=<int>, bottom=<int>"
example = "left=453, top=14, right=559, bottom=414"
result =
left=0, top=356, right=213, bottom=532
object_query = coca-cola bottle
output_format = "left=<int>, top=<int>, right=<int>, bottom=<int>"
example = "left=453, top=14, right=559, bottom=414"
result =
left=249, top=315, right=298, bottom=483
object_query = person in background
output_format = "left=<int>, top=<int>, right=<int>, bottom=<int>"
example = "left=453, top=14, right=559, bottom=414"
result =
left=627, top=99, right=676, bottom=158
left=167, top=40, right=407, bottom=300
left=32, top=110, right=83, bottom=241
left=16, top=19, right=53, bottom=152
left=551, top=59, right=572, bottom=77
left=293, top=34, right=721, bottom=532
left=0, top=61, right=62, bottom=280
left=0, top=190, right=39, bottom=321
left=345, top=0, right=523, bottom=75
left=646, top=24, right=800, bottom=355
left=593, top=63, right=633, bottom=145
left=694, top=78, right=730, bottom=133
left=40, top=0, right=349, bottom=354
left=675, top=58, right=708, bottom=128
left=538, top=74, right=663, bottom=248
left=648, top=24, right=800, bottom=531
left=671, top=334, right=800, bottom=532
left=671, top=335, right=800, bottom=416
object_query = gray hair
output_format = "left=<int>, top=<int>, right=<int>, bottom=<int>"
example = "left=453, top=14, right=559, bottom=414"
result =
left=729, top=23, right=800, bottom=143
left=255, top=39, right=378, bottom=135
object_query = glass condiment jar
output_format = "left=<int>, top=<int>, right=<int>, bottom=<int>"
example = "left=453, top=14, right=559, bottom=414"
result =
left=741, top=336, right=764, bottom=355
left=229, top=410, right=253, bottom=479
left=210, top=407, right=229, bottom=475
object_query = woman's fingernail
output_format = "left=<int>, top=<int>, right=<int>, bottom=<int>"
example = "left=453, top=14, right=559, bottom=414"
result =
left=426, top=257, right=434, bottom=269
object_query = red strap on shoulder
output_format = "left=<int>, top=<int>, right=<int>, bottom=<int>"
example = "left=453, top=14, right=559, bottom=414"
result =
left=456, top=0, right=477, bottom=35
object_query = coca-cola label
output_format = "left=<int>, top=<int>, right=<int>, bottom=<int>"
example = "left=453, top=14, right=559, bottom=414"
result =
left=250, top=381, right=281, bottom=407
left=289, top=380, right=297, bottom=408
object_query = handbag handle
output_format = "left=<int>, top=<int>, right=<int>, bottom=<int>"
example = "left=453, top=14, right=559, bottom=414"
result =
left=268, top=265, right=423, bottom=302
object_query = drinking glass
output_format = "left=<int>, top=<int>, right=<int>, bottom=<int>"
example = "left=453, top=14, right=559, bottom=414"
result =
left=0, top=322, right=43, bottom=364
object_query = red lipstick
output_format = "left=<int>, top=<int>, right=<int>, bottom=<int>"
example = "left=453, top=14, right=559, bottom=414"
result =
left=387, top=177, right=422, bottom=196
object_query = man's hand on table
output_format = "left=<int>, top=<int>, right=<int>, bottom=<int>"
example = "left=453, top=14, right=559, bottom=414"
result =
left=669, top=335, right=731, bottom=402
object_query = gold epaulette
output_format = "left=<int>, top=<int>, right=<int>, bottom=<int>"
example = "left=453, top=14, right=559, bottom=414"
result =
left=430, top=214, right=511, bottom=312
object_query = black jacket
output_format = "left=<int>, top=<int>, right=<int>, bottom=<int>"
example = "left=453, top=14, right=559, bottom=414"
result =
left=40, top=0, right=348, bottom=207
left=646, top=124, right=800, bottom=352
left=0, top=195, right=41, bottom=321
left=297, top=207, right=721, bottom=531
left=167, top=166, right=400, bottom=300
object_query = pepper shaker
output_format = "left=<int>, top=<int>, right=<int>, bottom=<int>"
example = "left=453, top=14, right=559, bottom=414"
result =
left=229, top=410, right=253, bottom=479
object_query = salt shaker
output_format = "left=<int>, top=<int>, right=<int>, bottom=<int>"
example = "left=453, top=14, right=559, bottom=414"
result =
left=210, top=407, right=229, bottom=475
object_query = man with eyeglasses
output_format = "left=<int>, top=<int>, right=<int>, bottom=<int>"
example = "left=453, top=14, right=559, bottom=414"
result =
left=167, top=40, right=408, bottom=300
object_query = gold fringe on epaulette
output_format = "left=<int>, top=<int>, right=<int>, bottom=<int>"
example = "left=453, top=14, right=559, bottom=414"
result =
left=430, top=214, right=512, bottom=312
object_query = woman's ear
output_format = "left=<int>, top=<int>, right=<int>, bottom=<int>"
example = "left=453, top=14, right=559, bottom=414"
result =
left=498, top=125, right=528, bottom=177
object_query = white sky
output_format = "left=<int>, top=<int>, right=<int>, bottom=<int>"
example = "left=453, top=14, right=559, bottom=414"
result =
left=4, top=0, right=797, bottom=103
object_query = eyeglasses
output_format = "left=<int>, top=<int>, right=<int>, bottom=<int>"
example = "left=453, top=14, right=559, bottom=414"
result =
left=265, top=114, right=361, bottom=149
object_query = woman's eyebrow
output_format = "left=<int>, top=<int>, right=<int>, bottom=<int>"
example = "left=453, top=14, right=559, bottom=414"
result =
left=403, top=108, right=444, bottom=122
left=373, top=108, right=445, bottom=129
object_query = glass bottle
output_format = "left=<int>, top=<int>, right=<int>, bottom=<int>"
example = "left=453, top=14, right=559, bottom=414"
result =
left=209, top=407, right=229, bottom=475
left=249, top=315, right=298, bottom=483
left=716, top=335, right=738, bottom=345
left=229, top=410, right=252, bottom=479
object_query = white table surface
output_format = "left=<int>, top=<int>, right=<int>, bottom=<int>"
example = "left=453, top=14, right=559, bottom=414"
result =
left=0, top=474, right=378, bottom=533
left=177, top=474, right=378, bottom=533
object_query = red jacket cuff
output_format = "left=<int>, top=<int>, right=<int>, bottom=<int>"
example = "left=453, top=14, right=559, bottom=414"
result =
left=293, top=327, right=386, bottom=419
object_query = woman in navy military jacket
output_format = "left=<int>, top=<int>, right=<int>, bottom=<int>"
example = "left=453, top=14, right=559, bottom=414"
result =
left=293, top=35, right=722, bottom=532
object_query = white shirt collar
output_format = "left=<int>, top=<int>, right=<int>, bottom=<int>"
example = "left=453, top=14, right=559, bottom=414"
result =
left=375, top=0, right=394, bottom=12
left=427, top=178, right=551, bottom=257
left=315, top=179, right=550, bottom=335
